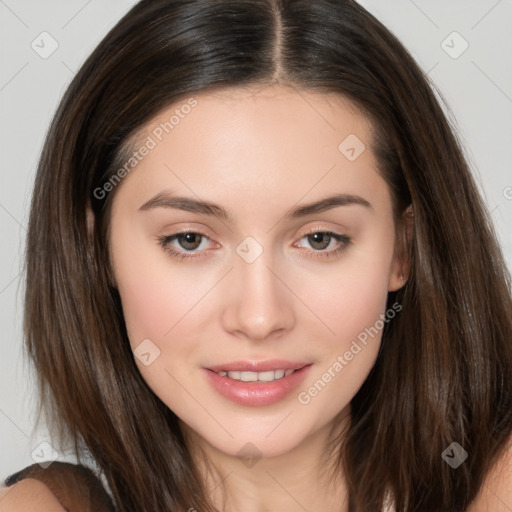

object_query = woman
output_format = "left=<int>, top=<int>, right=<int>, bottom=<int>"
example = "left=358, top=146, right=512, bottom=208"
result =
left=1, top=0, right=511, bottom=510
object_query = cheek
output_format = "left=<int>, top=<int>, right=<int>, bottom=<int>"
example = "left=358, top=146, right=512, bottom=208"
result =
left=310, top=237, right=395, bottom=347
left=110, top=216, right=396, bottom=418
left=113, top=222, right=395, bottom=352
left=327, top=265, right=390, bottom=343
left=117, top=270, right=195, bottom=348
left=110, top=222, right=206, bottom=347
left=110, top=242, right=208, bottom=404
left=293, top=235, right=396, bottom=412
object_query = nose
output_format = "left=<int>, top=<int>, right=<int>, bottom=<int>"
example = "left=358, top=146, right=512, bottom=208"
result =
left=220, top=250, right=296, bottom=342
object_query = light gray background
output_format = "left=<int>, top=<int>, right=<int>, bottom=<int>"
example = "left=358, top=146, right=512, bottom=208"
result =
left=1, top=0, right=511, bottom=482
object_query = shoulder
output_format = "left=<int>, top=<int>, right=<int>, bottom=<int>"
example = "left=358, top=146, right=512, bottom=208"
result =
left=466, top=433, right=512, bottom=511
left=1, top=461, right=115, bottom=512
left=0, top=478, right=66, bottom=511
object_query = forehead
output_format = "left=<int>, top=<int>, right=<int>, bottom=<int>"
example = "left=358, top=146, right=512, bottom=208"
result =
left=114, top=84, right=390, bottom=216
left=133, top=84, right=373, bottom=149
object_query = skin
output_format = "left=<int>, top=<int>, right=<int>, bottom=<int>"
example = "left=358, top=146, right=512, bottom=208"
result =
left=107, top=84, right=409, bottom=512
left=0, top=479, right=66, bottom=511
left=0, top=83, right=512, bottom=512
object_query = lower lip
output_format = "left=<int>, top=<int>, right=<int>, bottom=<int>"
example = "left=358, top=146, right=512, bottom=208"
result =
left=204, top=365, right=312, bottom=406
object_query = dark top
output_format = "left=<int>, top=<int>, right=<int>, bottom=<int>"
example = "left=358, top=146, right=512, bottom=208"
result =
left=3, top=461, right=116, bottom=511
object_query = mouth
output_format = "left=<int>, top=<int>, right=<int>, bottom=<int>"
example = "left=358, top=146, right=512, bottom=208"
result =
left=205, top=360, right=309, bottom=381
left=211, top=368, right=298, bottom=382
left=203, top=360, right=312, bottom=406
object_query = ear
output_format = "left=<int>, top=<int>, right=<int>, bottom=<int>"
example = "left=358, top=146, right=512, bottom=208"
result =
left=388, top=204, right=414, bottom=292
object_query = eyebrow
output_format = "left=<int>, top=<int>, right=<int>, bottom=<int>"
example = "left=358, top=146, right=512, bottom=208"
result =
left=139, top=191, right=372, bottom=221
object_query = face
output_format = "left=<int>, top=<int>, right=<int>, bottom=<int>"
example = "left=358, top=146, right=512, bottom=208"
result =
left=107, top=84, right=405, bottom=461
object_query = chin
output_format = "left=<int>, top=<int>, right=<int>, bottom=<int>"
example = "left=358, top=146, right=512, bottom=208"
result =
left=183, top=409, right=322, bottom=463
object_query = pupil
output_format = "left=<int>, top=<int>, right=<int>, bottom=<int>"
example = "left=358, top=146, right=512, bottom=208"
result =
left=309, top=233, right=329, bottom=250
left=181, top=233, right=200, bottom=250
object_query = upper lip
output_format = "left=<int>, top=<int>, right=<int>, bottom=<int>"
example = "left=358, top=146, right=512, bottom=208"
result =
left=206, top=360, right=311, bottom=373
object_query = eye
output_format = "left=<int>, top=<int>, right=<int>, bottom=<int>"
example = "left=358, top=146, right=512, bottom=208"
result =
left=157, top=231, right=216, bottom=261
left=294, top=229, right=352, bottom=259
left=157, top=228, right=352, bottom=262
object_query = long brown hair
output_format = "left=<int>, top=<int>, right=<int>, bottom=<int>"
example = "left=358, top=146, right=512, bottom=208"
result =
left=23, top=0, right=512, bottom=510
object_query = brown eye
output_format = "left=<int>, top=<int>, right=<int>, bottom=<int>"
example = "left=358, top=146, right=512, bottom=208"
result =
left=175, top=232, right=203, bottom=251
left=295, top=230, right=352, bottom=260
left=307, top=232, right=332, bottom=251
left=157, top=231, right=214, bottom=261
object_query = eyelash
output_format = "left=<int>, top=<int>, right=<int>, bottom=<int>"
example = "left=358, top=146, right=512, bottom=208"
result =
left=157, top=229, right=352, bottom=262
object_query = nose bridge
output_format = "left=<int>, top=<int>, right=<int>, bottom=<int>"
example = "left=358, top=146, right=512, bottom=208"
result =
left=221, top=239, right=295, bottom=340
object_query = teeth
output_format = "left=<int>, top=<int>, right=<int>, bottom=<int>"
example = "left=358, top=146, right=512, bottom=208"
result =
left=257, top=370, right=276, bottom=382
left=219, top=369, right=295, bottom=382
left=274, top=369, right=285, bottom=379
left=239, top=371, right=258, bottom=382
